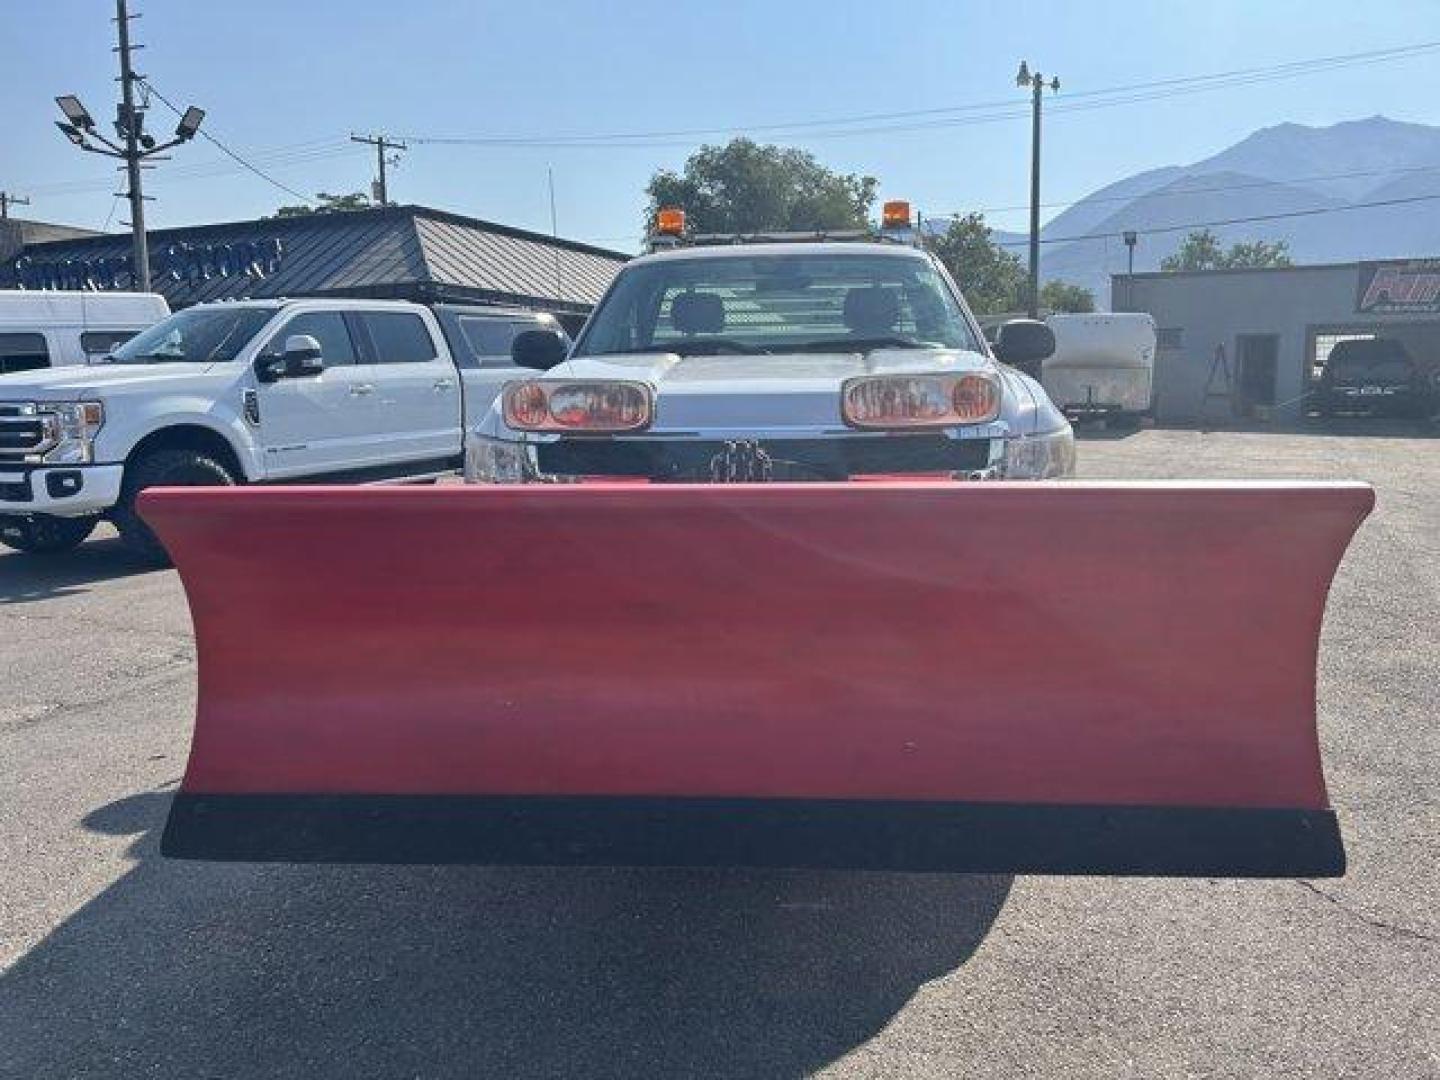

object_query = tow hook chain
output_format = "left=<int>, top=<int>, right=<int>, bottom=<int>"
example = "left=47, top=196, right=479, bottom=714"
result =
left=709, top=440, right=774, bottom=483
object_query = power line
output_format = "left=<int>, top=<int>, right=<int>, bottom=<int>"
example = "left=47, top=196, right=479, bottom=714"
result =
left=21, top=140, right=359, bottom=195
left=394, top=41, right=1440, bottom=148
left=349, top=133, right=407, bottom=205
left=582, top=162, right=1440, bottom=246
left=31, top=40, right=1439, bottom=205
left=140, top=77, right=314, bottom=203
left=932, top=162, right=1440, bottom=220
left=585, top=188, right=1440, bottom=249
left=990, top=190, right=1440, bottom=248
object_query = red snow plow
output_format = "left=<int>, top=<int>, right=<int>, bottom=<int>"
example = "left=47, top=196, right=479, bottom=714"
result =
left=143, top=480, right=1371, bottom=876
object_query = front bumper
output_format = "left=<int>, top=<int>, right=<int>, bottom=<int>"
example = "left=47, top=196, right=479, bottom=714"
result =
left=0, top=463, right=124, bottom=517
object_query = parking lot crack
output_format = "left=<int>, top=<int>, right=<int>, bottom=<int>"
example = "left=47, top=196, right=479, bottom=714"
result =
left=1296, top=880, right=1438, bottom=945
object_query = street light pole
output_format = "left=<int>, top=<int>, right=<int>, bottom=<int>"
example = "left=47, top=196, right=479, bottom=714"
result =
left=115, top=0, right=150, bottom=290
left=1016, top=61, right=1058, bottom=318
left=52, top=2, right=204, bottom=293
left=1123, top=230, right=1138, bottom=310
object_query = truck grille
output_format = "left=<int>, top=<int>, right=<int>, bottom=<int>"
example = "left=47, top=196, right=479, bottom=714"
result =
left=0, top=404, right=49, bottom=460
left=536, top=435, right=992, bottom=481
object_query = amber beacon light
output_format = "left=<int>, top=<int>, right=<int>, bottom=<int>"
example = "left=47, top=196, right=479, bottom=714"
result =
left=881, top=200, right=912, bottom=229
left=655, top=207, right=686, bottom=236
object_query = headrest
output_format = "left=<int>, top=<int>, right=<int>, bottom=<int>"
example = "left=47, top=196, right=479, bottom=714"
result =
left=842, top=287, right=900, bottom=334
left=670, top=291, right=725, bottom=335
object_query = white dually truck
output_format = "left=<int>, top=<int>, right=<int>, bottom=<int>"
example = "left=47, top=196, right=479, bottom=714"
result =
left=0, top=297, right=566, bottom=561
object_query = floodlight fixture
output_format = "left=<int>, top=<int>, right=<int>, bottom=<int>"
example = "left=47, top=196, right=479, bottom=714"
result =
left=56, top=94, right=96, bottom=130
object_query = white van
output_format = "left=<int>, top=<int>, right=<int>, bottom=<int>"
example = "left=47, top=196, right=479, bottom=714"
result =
left=1042, top=312, right=1156, bottom=425
left=0, top=291, right=171, bottom=374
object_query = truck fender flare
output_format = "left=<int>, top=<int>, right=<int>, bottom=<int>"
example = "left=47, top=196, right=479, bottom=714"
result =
left=126, top=415, right=261, bottom=482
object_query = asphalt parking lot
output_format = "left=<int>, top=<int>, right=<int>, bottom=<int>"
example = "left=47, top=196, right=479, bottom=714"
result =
left=1, top=424, right=1436, bottom=1079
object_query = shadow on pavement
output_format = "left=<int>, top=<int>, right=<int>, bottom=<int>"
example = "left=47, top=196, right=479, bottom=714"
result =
left=0, top=534, right=162, bottom=605
left=1164, top=417, right=1439, bottom=439
left=1, top=790, right=1012, bottom=1079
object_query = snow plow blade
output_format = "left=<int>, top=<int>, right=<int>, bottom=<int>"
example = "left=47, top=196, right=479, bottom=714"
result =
left=143, top=481, right=1372, bottom=876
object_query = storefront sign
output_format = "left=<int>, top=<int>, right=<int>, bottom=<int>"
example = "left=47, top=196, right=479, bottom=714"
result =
left=1356, top=259, right=1440, bottom=314
left=10, top=237, right=284, bottom=291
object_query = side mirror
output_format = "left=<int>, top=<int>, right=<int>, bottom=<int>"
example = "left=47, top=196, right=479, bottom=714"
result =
left=993, top=319, right=1055, bottom=378
left=511, top=328, right=568, bottom=371
left=255, top=334, right=325, bottom=383
left=283, top=334, right=325, bottom=378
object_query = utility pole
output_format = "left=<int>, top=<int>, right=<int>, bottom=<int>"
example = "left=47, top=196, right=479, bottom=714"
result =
left=0, top=192, right=31, bottom=221
left=114, top=0, right=149, bottom=289
left=1016, top=61, right=1059, bottom=317
left=52, top=1, right=205, bottom=291
left=351, top=134, right=407, bottom=205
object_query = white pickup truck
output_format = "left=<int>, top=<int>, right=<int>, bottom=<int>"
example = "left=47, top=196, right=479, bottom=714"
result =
left=0, top=297, right=567, bottom=561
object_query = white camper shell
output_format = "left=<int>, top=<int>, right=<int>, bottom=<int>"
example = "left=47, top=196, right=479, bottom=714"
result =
left=1042, top=312, right=1156, bottom=423
left=0, top=291, right=171, bottom=374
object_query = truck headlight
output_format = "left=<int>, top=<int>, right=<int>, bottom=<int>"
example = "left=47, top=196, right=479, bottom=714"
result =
left=502, top=379, right=652, bottom=433
left=40, top=401, right=105, bottom=465
left=465, top=432, right=536, bottom=484
left=998, top=426, right=1075, bottom=479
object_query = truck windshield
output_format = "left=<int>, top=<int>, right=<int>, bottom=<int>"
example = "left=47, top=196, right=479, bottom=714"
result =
left=1329, top=343, right=1413, bottom=382
left=109, top=307, right=275, bottom=365
left=575, top=252, right=983, bottom=357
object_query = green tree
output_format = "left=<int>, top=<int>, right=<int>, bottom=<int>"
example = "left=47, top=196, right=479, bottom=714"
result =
left=1223, top=238, right=1293, bottom=269
left=645, top=138, right=876, bottom=233
left=923, top=213, right=1027, bottom=315
left=1160, top=228, right=1293, bottom=271
left=1039, top=279, right=1096, bottom=313
left=270, top=191, right=374, bottom=218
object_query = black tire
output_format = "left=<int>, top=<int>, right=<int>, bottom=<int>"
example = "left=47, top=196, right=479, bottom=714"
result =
left=0, top=514, right=98, bottom=555
left=112, top=449, right=236, bottom=565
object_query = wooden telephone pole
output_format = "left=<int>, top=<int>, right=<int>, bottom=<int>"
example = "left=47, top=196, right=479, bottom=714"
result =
left=0, top=192, right=31, bottom=220
left=350, top=134, right=407, bottom=205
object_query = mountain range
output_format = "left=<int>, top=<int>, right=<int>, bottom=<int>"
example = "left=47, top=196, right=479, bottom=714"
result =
left=937, top=116, right=1440, bottom=308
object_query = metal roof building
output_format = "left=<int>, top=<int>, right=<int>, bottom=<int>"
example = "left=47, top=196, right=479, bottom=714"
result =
left=0, top=205, right=628, bottom=328
left=1113, top=258, right=1440, bottom=425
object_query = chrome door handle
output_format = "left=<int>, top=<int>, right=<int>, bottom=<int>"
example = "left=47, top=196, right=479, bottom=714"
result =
left=432, top=378, right=455, bottom=391
left=349, top=383, right=375, bottom=396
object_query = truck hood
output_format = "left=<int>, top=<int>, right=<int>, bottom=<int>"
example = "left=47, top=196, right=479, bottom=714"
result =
left=0, top=362, right=226, bottom=400
left=547, top=348, right=998, bottom=431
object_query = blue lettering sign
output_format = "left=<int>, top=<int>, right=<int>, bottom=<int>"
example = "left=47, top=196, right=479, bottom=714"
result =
left=9, top=237, right=284, bottom=291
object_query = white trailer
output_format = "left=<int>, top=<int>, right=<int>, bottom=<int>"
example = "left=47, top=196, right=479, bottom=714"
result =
left=0, top=291, right=170, bottom=373
left=1042, top=313, right=1156, bottom=424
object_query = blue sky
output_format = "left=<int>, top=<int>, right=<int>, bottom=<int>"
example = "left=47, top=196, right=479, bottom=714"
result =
left=3, top=0, right=1438, bottom=252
